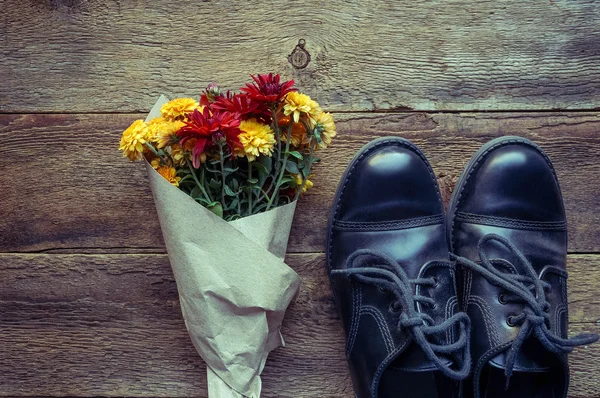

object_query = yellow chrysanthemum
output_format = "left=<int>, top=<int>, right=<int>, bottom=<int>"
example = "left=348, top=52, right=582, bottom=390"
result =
left=283, top=92, right=321, bottom=123
left=278, top=116, right=309, bottom=147
left=150, top=158, right=162, bottom=169
left=169, top=143, right=185, bottom=165
left=312, top=111, right=337, bottom=149
left=119, top=119, right=149, bottom=161
left=294, top=174, right=313, bottom=194
left=238, top=118, right=276, bottom=161
left=147, top=117, right=185, bottom=149
left=156, top=165, right=182, bottom=187
left=160, top=98, right=200, bottom=121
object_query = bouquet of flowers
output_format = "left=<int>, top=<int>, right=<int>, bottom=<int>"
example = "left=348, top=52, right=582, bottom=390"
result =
left=119, top=74, right=336, bottom=397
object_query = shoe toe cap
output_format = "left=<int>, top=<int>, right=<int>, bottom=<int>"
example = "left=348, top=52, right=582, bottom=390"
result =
left=335, top=139, right=443, bottom=223
left=458, top=142, right=565, bottom=222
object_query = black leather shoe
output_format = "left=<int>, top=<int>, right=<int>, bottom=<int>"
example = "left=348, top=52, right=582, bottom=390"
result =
left=447, top=136, right=599, bottom=398
left=327, top=137, right=471, bottom=398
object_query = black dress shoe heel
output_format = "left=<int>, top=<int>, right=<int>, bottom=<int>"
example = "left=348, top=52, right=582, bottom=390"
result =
left=447, top=136, right=599, bottom=398
left=327, top=137, right=471, bottom=398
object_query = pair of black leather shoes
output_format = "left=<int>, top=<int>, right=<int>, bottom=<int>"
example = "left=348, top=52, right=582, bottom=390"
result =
left=326, top=136, right=598, bottom=398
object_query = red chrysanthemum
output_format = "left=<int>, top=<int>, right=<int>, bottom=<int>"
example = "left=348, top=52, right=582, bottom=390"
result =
left=177, top=107, right=242, bottom=168
left=212, top=92, right=271, bottom=124
left=240, top=73, right=296, bottom=104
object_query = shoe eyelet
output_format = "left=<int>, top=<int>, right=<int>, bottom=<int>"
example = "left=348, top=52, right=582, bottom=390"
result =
left=429, top=303, right=438, bottom=310
left=506, top=316, right=516, bottom=327
left=498, top=294, right=507, bottom=305
left=432, top=277, right=439, bottom=288
left=389, top=303, right=400, bottom=313
left=378, top=286, right=385, bottom=292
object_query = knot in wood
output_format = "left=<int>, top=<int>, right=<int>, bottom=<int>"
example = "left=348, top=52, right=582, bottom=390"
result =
left=288, top=39, right=311, bottom=69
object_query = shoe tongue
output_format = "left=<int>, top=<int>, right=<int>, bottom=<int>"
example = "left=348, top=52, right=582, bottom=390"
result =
left=489, top=337, right=552, bottom=373
left=391, top=342, right=453, bottom=372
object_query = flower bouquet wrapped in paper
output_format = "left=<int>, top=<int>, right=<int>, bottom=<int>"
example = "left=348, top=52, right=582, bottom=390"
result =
left=119, top=74, right=336, bottom=397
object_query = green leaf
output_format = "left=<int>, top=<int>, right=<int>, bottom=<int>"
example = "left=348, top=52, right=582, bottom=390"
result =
left=224, top=185, right=236, bottom=197
left=248, top=178, right=259, bottom=184
left=281, top=176, right=296, bottom=184
left=190, top=186, right=203, bottom=199
left=314, top=130, right=322, bottom=144
left=209, top=179, right=221, bottom=190
left=178, top=175, right=194, bottom=184
left=288, top=150, right=303, bottom=160
left=253, top=162, right=267, bottom=175
left=226, top=197, right=239, bottom=211
left=207, top=202, right=223, bottom=218
left=252, top=162, right=269, bottom=185
left=227, top=214, right=241, bottom=221
left=285, top=161, right=300, bottom=174
left=223, top=167, right=239, bottom=173
left=258, top=155, right=272, bottom=173
left=253, top=202, right=268, bottom=213
left=195, top=197, right=212, bottom=206
left=231, top=178, right=239, bottom=191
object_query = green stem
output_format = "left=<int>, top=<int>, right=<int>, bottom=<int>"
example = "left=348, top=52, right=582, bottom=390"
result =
left=294, top=140, right=316, bottom=202
left=218, top=142, right=226, bottom=208
left=187, top=160, right=211, bottom=201
left=248, top=162, right=253, bottom=216
left=144, top=143, right=169, bottom=165
left=256, top=186, right=272, bottom=203
left=266, top=121, right=293, bottom=211
left=272, top=108, right=282, bottom=176
left=200, top=166, right=213, bottom=202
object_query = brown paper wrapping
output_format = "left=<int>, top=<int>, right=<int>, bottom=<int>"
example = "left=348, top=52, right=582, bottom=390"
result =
left=145, top=97, right=301, bottom=397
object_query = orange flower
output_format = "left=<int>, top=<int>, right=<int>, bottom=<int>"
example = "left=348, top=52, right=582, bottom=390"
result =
left=278, top=116, right=308, bottom=147
left=156, top=165, right=182, bottom=187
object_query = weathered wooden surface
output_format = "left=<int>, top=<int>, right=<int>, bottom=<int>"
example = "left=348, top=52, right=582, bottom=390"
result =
left=2, top=0, right=600, bottom=112
left=3, top=0, right=600, bottom=396
left=0, top=253, right=598, bottom=397
left=1, top=112, right=600, bottom=254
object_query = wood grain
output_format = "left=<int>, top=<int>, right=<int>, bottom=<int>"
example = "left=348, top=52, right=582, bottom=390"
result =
left=2, top=0, right=600, bottom=113
left=0, top=252, right=598, bottom=397
left=1, top=112, right=600, bottom=254
left=3, top=1, right=600, bottom=395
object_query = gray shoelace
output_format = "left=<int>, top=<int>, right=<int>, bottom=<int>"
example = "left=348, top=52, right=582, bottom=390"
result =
left=332, top=249, right=472, bottom=380
left=451, top=233, right=599, bottom=388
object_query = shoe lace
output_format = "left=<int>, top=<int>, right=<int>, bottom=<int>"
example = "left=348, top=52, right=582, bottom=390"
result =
left=451, top=233, right=599, bottom=388
left=332, top=249, right=472, bottom=380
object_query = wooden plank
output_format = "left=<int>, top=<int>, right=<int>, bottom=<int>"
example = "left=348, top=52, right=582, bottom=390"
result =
left=0, top=253, right=598, bottom=396
left=1, top=112, right=600, bottom=253
left=2, top=1, right=600, bottom=112
left=1, top=253, right=598, bottom=324
left=1, top=324, right=596, bottom=397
